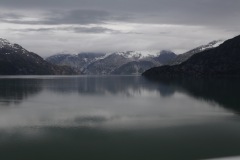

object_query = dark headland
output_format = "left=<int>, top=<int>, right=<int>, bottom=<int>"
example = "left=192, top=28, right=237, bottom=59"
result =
left=143, top=35, right=240, bottom=77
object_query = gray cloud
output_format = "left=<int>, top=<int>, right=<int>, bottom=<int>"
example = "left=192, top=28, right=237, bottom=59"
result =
left=0, top=0, right=238, bottom=12
left=71, top=27, right=120, bottom=34
left=0, top=13, right=23, bottom=19
left=0, top=9, right=131, bottom=26
left=44, top=10, right=111, bottom=25
left=10, top=26, right=122, bottom=34
left=0, top=0, right=239, bottom=28
left=0, top=0, right=239, bottom=56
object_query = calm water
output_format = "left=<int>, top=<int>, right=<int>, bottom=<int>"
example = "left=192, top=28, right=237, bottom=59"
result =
left=0, top=75, right=240, bottom=160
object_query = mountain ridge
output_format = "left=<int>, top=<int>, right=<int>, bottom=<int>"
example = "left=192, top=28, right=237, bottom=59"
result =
left=0, top=38, right=76, bottom=75
left=168, top=40, right=224, bottom=65
left=143, top=35, right=240, bottom=77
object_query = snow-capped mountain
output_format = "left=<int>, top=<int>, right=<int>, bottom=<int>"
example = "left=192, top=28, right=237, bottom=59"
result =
left=169, top=40, right=224, bottom=65
left=46, top=50, right=177, bottom=75
left=115, top=50, right=162, bottom=60
left=0, top=38, right=76, bottom=75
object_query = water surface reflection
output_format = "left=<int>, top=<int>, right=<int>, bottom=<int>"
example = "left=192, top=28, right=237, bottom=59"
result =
left=0, top=76, right=239, bottom=160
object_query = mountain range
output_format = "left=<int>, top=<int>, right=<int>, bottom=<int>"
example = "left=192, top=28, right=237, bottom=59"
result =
left=46, top=40, right=224, bottom=75
left=46, top=50, right=177, bottom=75
left=1, top=35, right=238, bottom=76
left=143, top=35, right=240, bottom=77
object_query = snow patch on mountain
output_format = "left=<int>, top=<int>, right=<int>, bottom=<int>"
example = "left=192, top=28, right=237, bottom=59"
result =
left=0, top=38, right=12, bottom=48
left=115, top=50, right=161, bottom=60
left=94, top=53, right=110, bottom=61
left=0, top=38, right=29, bottom=54
left=199, top=40, right=224, bottom=51
left=212, top=40, right=224, bottom=47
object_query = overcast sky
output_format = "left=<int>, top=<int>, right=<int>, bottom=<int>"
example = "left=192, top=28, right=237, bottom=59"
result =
left=0, top=0, right=239, bottom=57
